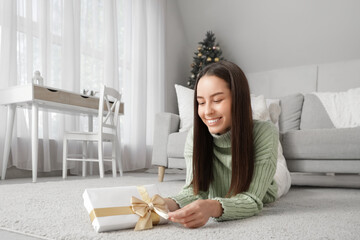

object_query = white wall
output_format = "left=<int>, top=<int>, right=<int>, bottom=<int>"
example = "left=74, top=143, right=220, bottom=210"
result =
left=174, top=0, right=360, bottom=74
left=164, top=0, right=189, bottom=113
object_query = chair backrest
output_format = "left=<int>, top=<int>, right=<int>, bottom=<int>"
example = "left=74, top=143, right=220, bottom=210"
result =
left=98, top=85, right=122, bottom=135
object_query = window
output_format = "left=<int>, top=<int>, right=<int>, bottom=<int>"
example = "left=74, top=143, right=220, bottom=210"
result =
left=1, top=0, right=124, bottom=138
left=13, top=0, right=124, bottom=90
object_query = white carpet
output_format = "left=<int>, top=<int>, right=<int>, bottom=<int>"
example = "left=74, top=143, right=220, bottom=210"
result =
left=0, top=172, right=359, bottom=240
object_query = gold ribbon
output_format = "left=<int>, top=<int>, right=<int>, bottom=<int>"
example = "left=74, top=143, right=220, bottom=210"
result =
left=131, top=187, right=168, bottom=231
left=88, top=186, right=168, bottom=231
left=89, top=206, right=133, bottom=223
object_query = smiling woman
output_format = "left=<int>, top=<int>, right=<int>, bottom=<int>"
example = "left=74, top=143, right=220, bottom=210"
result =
left=164, top=60, right=291, bottom=228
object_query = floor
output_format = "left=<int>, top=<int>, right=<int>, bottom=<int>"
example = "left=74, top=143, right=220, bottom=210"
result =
left=0, top=174, right=112, bottom=240
left=0, top=170, right=359, bottom=240
left=0, top=230, right=43, bottom=240
left=0, top=168, right=179, bottom=240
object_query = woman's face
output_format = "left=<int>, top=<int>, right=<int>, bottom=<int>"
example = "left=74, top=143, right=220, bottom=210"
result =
left=196, top=75, right=232, bottom=135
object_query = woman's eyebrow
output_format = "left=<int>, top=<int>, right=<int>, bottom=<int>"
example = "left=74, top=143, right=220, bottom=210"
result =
left=197, top=92, right=224, bottom=98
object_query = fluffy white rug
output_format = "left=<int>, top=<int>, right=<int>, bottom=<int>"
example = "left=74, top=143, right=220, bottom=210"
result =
left=0, top=172, right=359, bottom=240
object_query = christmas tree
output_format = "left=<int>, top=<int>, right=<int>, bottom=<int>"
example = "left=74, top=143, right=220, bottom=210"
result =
left=187, top=31, right=224, bottom=89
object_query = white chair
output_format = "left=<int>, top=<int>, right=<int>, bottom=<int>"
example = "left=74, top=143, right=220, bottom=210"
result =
left=63, top=85, right=123, bottom=178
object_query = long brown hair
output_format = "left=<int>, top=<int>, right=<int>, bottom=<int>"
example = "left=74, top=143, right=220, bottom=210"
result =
left=192, top=60, right=254, bottom=197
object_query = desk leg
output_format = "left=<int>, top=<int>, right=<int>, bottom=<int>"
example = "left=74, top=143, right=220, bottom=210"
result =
left=1, top=105, right=16, bottom=180
left=32, top=103, right=38, bottom=183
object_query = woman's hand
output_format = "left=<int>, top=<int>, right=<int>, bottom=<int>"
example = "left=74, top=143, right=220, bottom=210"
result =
left=167, top=199, right=223, bottom=228
left=164, top=198, right=180, bottom=212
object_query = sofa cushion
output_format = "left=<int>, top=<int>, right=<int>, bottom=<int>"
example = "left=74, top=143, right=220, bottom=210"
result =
left=175, top=84, right=194, bottom=132
left=167, top=131, right=189, bottom=158
left=300, top=94, right=335, bottom=129
left=168, top=157, right=186, bottom=169
left=286, top=159, right=360, bottom=174
left=279, top=93, right=304, bottom=133
left=281, top=127, right=360, bottom=159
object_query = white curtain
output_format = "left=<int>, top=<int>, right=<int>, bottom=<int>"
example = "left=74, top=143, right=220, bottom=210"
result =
left=122, top=0, right=165, bottom=170
left=0, top=0, right=165, bottom=177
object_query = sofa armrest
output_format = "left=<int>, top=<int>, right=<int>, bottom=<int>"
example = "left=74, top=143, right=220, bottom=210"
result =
left=151, top=112, right=180, bottom=167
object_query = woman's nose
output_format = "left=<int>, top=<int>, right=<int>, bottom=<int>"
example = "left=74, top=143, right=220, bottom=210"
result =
left=205, top=103, right=214, bottom=115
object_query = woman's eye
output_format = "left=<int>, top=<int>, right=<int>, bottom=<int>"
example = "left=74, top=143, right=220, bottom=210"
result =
left=214, top=99, right=222, bottom=103
left=198, top=102, right=205, bottom=105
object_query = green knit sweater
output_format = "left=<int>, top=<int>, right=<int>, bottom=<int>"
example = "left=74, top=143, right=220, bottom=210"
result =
left=169, top=120, right=279, bottom=221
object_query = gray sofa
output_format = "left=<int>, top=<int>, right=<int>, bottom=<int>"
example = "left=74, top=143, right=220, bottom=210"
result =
left=152, top=93, right=360, bottom=182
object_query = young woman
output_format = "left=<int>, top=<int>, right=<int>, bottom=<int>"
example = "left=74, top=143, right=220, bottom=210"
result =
left=164, top=60, right=290, bottom=228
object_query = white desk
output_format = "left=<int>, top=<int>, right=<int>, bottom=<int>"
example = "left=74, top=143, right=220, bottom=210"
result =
left=0, top=84, right=124, bottom=182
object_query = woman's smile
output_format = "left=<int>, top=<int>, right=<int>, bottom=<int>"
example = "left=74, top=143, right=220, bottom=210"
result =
left=206, top=117, right=222, bottom=126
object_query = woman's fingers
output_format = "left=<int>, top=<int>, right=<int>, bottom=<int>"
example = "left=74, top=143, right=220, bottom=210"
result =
left=168, top=208, right=196, bottom=223
left=181, top=213, right=208, bottom=228
left=183, top=219, right=206, bottom=228
left=169, top=209, right=206, bottom=227
left=167, top=199, right=213, bottom=228
left=168, top=203, right=196, bottom=219
left=172, top=213, right=197, bottom=225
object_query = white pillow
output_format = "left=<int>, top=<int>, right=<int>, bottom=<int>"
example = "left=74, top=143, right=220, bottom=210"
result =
left=175, top=84, right=194, bottom=132
left=251, top=94, right=281, bottom=129
left=250, top=94, right=270, bottom=121
left=266, top=98, right=281, bottom=129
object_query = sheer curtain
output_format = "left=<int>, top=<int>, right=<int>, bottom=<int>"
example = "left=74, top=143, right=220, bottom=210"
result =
left=121, top=0, right=165, bottom=170
left=0, top=0, right=165, bottom=176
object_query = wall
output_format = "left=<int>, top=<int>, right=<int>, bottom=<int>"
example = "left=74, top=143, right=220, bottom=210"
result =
left=247, top=58, right=360, bottom=98
left=164, top=0, right=189, bottom=113
left=174, top=0, right=360, bottom=75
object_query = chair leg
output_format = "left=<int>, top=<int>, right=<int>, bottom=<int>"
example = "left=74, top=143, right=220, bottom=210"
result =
left=98, top=140, right=104, bottom=178
left=82, top=141, right=87, bottom=177
left=112, top=140, right=117, bottom=177
left=158, top=166, right=165, bottom=182
left=116, top=137, right=123, bottom=176
left=89, top=141, right=93, bottom=175
left=63, top=138, right=67, bottom=179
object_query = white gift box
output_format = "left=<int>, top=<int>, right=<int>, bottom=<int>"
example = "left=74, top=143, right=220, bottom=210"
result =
left=83, top=184, right=168, bottom=232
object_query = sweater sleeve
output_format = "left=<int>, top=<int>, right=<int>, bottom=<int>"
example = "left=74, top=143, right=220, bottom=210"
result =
left=213, top=121, right=279, bottom=221
left=169, top=128, right=209, bottom=208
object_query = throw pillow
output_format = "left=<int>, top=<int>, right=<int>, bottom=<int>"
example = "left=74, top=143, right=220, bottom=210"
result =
left=250, top=94, right=270, bottom=121
left=175, top=84, right=194, bottom=132
left=300, top=94, right=334, bottom=130
left=251, top=94, right=281, bottom=129
left=266, top=99, right=281, bottom=129
left=279, top=93, right=304, bottom=132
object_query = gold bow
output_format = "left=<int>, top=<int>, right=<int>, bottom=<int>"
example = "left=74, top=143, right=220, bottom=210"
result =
left=131, top=193, right=168, bottom=231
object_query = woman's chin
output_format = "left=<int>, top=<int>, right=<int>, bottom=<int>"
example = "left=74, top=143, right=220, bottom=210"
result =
left=207, top=126, right=222, bottom=135
left=207, top=125, right=230, bottom=135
